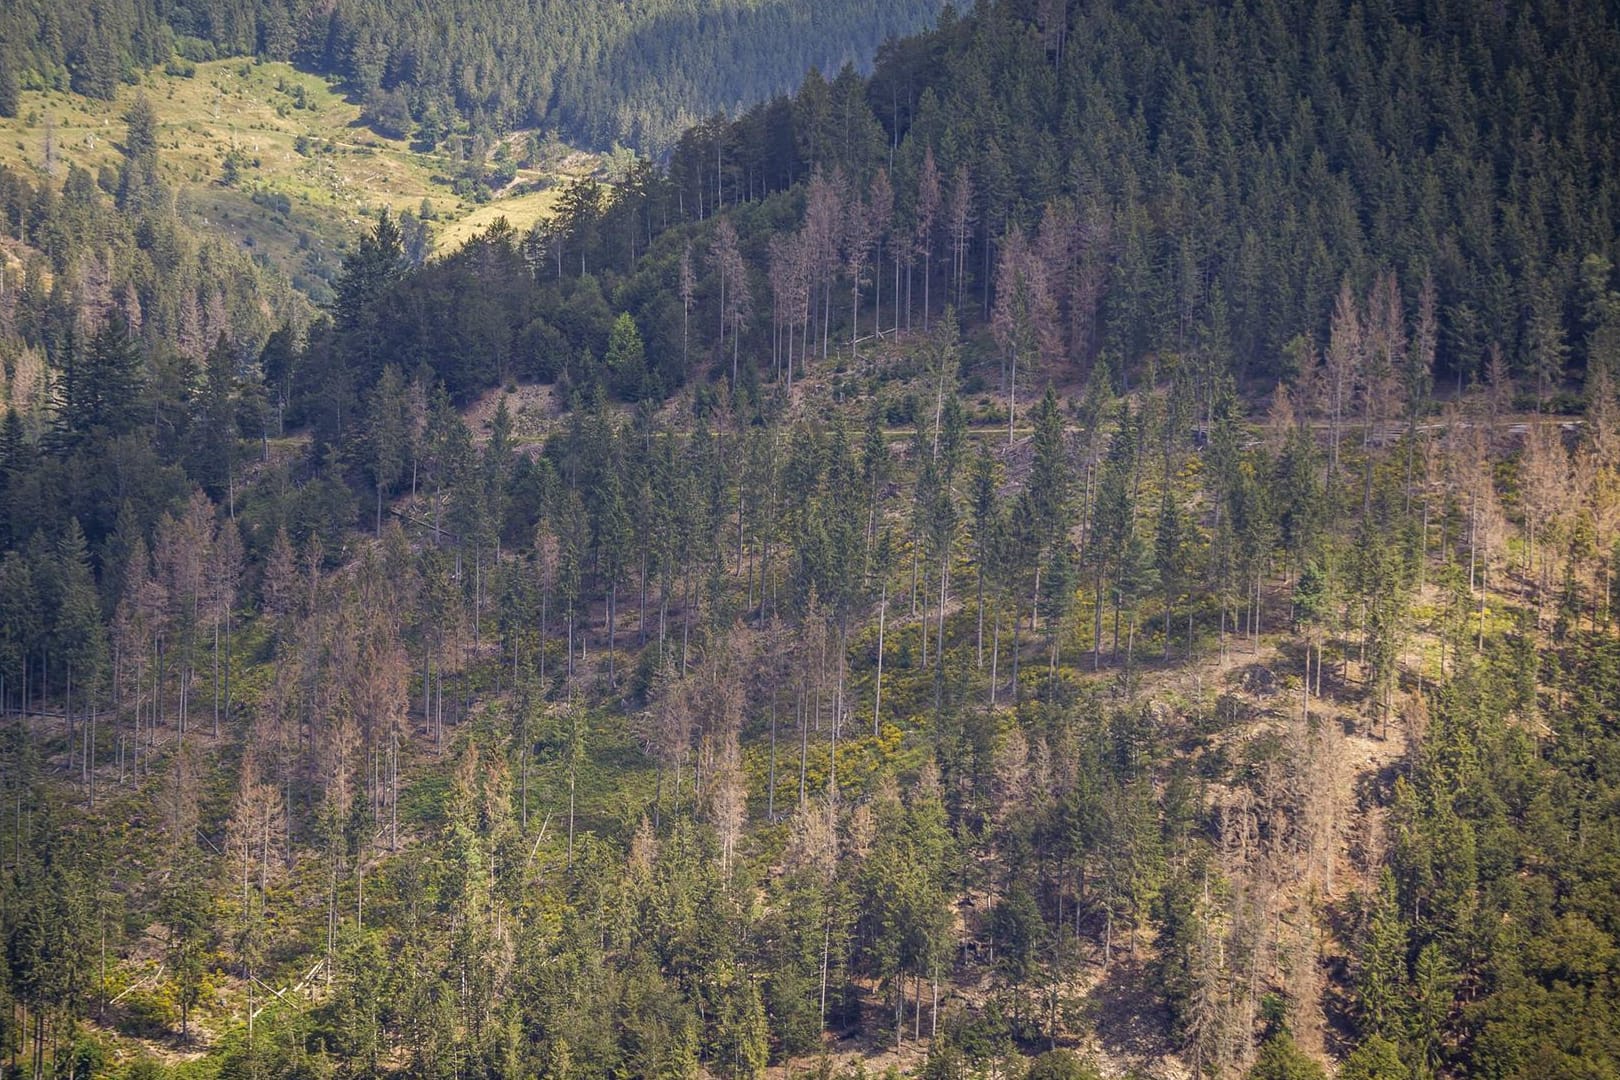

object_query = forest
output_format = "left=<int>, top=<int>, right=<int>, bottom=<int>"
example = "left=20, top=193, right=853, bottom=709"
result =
left=1, top=0, right=1620, bottom=1078
left=0, top=0, right=948, bottom=153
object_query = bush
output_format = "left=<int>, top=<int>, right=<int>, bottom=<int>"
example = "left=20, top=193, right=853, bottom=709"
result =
left=1026, top=1049, right=1101, bottom=1080
left=113, top=986, right=175, bottom=1038
left=1247, top=1034, right=1328, bottom=1080
left=1339, top=1036, right=1406, bottom=1080
left=173, top=36, right=218, bottom=62
left=124, top=1055, right=170, bottom=1080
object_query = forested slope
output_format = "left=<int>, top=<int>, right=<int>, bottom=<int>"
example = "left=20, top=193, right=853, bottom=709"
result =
left=284, top=0, right=1620, bottom=423
left=1, top=1, right=1619, bottom=1079
left=0, top=0, right=949, bottom=152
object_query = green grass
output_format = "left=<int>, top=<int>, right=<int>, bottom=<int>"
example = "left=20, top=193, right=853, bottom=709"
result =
left=1, top=60, right=577, bottom=297
left=434, top=186, right=563, bottom=252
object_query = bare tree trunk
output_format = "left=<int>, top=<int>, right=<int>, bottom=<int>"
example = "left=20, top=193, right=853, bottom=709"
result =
left=977, top=563, right=986, bottom=667
left=1008, top=348, right=1017, bottom=447
left=798, top=691, right=808, bottom=806
left=932, top=965, right=939, bottom=1039
left=213, top=619, right=222, bottom=738
left=920, top=558, right=930, bottom=669
left=873, top=582, right=887, bottom=736
left=989, top=606, right=1001, bottom=705
left=1094, top=573, right=1105, bottom=670
left=1011, top=604, right=1021, bottom=703
left=820, top=923, right=831, bottom=1030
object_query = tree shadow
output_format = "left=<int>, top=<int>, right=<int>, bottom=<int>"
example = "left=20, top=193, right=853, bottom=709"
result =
left=1085, top=957, right=1177, bottom=1067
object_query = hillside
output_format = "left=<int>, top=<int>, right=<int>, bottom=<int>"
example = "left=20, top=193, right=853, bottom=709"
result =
left=0, top=0, right=950, bottom=154
left=0, top=59, right=583, bottom=301
left=1, top=1, right=1619, bottom=1079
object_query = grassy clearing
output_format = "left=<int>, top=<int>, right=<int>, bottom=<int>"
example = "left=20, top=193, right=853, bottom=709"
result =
left=0, top=60, right=577, bottom=297
left=433, top=186, right=563, bottom=252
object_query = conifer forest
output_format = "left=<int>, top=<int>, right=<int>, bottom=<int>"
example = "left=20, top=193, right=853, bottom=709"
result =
left=1, top=0, right=1619, bottom=1077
